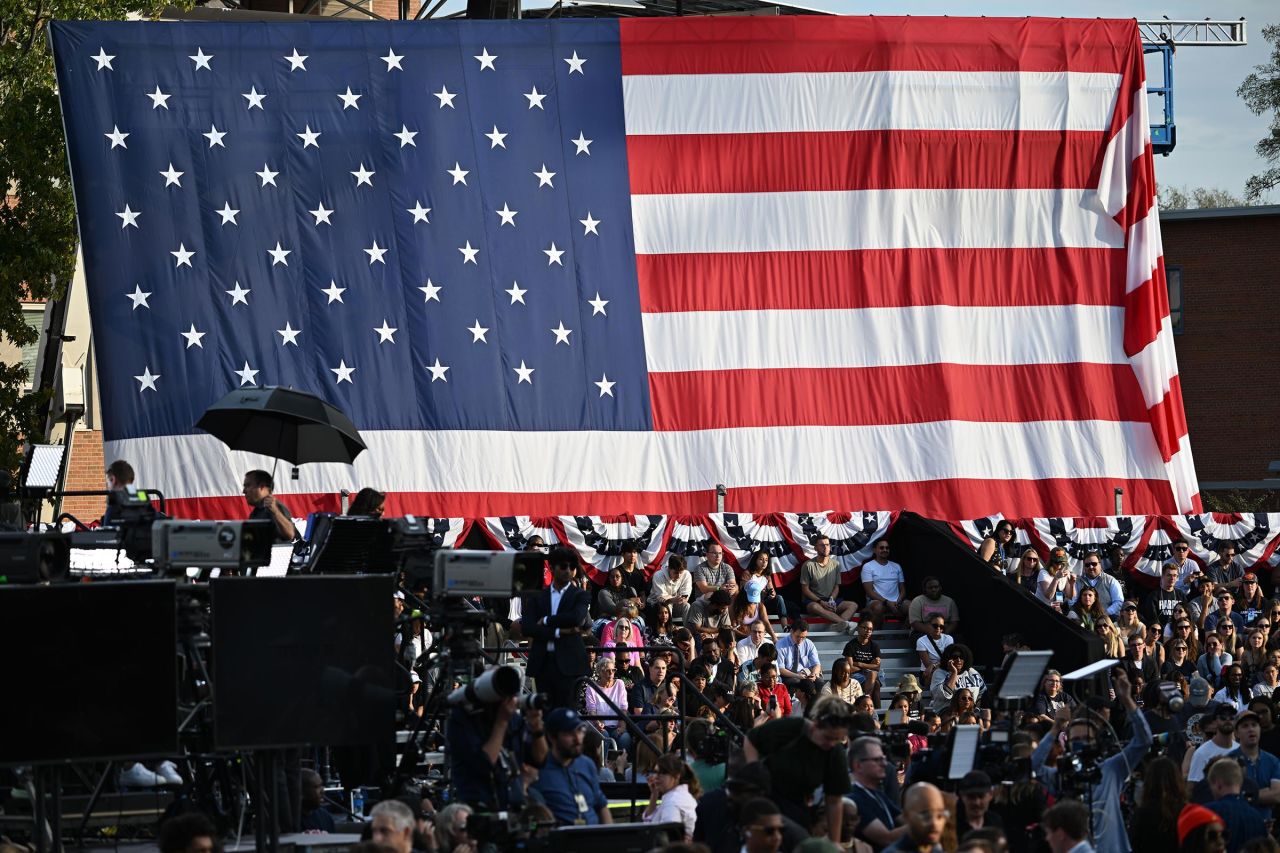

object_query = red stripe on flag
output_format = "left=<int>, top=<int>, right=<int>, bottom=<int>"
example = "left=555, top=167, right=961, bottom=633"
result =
left=649, top=364, right=1151, bottom=431
left=163, top=477, right=1179, bottom=521
left=1121, top=261, right=1168, bottom=357
left=627, top=130, right=1108, bottom=195
left=620, top=17, right=1138, bottom=76
left=1146, top=375, right=1190, bottom=463
left=637, top=248, right=1125, bottom=314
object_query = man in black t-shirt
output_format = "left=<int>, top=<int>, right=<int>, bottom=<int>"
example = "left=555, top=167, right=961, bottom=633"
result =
left=743, top=701, right=853, bottom=843
left=1141, top=563, right=1188, bottom=629
left=844, top=620, right=883, bottom=702
left=242, top=469, right=298, bottom=541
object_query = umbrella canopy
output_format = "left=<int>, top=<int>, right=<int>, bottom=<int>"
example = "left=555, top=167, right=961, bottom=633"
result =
left=195, top=386, right=366, bottom=465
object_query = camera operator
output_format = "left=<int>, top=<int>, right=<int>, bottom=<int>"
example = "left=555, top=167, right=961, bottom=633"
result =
left=446, top=694, right=546, bottom=810
left=531, top=708, right=612, bottom=827
left=1030, top=668, right=1151, bottom=853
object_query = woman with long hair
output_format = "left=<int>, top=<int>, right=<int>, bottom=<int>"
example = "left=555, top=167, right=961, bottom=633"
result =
left=1129, top=756, right=1187, bottom=853
left=1116, top=603, right=1147, bottom=647
left=605, top=618, right=643, bottom=671
left=740, top=549, right=787, bottom=621
left=1213, top=663, right=1250, bottom=711
left=821, top=658, right=864, bottom=704
left=1143, top=623, right=1166, bottom=669
left=1169, top=615, right=1201, bottom=661
left=1008, top=549, right=1042, bottom=595
left=1164, top=603, right=1193, bottom=639
left=1067, top=587, right=1107, bottom=630
left=642, top=753, right=700, bottom=840
left=978, top=521, right=1017, bottom=571
left=1217, top=619, right=1243, bottom=659
left=347, top=487, right=385, bottom=517
left=1095, top=618, right=1125, bottom=658
left=649, top=602, right=675, bottom=644
left=730, top=583, right=779, bottom=645
left=1240, top=627, right=1270, bottom=683
left=1163, top=637, right=1197, bottom=679
left=1196, top=634, right=1234, bottom=688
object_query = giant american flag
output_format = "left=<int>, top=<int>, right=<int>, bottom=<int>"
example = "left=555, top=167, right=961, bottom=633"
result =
left=50, top=16, right=1199, bottom=520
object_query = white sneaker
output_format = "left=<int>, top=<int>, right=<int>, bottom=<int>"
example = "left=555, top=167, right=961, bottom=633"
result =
left=117, top=762, right=164, bottom=788
left=156, top=760, right=183, bottom=785
left=843, top=621, right=858, bottom=635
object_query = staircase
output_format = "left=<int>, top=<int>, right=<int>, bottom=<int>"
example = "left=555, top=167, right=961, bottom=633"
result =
left=801, top=620, right=917, bottom=709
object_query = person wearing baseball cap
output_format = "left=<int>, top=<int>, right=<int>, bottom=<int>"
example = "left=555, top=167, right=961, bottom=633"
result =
left=530, top=708, right=611, bottom=827
left=1187, top=702, right=1240, bottom=784
left=1228, top=708, right=1280, bottom=809
left=1176, top=804, right=1225, bottom=853
left=956, top=770, right=1003, bottom=837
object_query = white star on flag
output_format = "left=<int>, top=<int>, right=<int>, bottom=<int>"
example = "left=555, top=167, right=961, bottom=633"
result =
left=203, top=125, right=227, bottom=148
left=486, top=125, right=508, bottom=149
left=551, top=322, right=573, bottom=345
left=322, top=281, right=346, bottom=304
left=572, top=132, right=593, bottom=155
left=506, top=282, right=527, bottom=304
left=374, top=320, right=398, bottom=343
left=365, top=241, right=388, bottom=264
left=127, top=285, right=151, bottom=310
left=181, top=324, right=206, bottom=349
left=226, top=282, right=251, bottom=305
left=544, top=242, right=564, bottom=266
left=595, top=375, right=616, bottom=397
left=382, top=49, right=404, bottom=71
left=116, top=205, right=140, bottom=228
left=447, top=162, right=469, bottom=185
left=496, top=203, right=517, bottom=226
left=426, top=359, right=449, bottom=382
left=331, top=360, right=355, bottom=384
left=420, top=280, right=442, bottom=303
left=309, top=203, right=333, bottom=225
left=525, top=86, right=547, bottom=110
left=534, top=164, right=556, bottom=188
left=92, top=48, right=114, bottom=71
left=277, top=323, right=301, bottom=346
left=407, top=202, right=431, bottom=224
left=394, top=125, right=418, bottom=147
left=514, top=361, right=535, bottom=384
left=147, top=86, right=171, bottom=109
left=171, top=244, right=194, bottom=268
left=435, top=85, right=456, bottom=108
left=134, top=366, right=159, bottom=392
left=474, top=47, right=497, bottom=70
left=243, top=87, right=266, bottom=109
left=285, top=49, right=307, bottom=71
left=564, top=51, right=587, bottom=74
left=105, top=125, right=129, bottom=149
left=459, top=241, right=479, bottom=264
left=579, top=213, right=600, bottom=235
left=217, top=203, right=239, bottom=226
left=161, top=163, right=184, bottom=187
left=351, top=164, right=375, bottom=187
left=268, top=242, right=291, bottom=266
left=468, top=320, right=489, bottom=343
left=257, top=164, right=279, bottom=187
left=338, top=87, right=361, bottom=109
left=588, top=292, right=609, bottom=316
left=296, top=125, right=320, bottom=148
left=235, top=362, right=259, bottom=386
left=189, top=48, right=213, bottom=70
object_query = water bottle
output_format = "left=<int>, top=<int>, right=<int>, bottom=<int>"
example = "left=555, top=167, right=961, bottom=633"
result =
left=351, top=787, right=365, bottom=818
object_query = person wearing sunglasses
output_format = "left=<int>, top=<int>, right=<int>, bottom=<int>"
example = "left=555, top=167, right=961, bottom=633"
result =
left=1143, top=562, right=1190, bottom=630
left=1074, top=550, right=1125, bottom=616
left=1164, top=540, right=1200, bottom=593
left=915, top=617, right=954, bottom=685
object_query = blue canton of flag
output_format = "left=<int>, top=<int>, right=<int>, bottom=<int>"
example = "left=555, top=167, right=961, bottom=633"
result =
left=52, top=20, right=651, bottom=440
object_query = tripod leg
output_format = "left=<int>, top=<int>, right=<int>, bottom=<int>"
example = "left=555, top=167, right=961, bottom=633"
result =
left=50, top=766, right=63, bottom=853
left=253, top=753, right=267, bottom=853
left=74, top=762, right=113, bottom=845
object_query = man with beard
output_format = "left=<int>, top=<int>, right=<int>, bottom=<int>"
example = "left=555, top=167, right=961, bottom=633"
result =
left=531, top=708, right=611, bottom=826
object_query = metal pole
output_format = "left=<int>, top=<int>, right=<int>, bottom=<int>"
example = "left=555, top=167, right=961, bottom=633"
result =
left=1113, top=488, right=1124, bottom=516
left=715, top=483, right=726, bottom=514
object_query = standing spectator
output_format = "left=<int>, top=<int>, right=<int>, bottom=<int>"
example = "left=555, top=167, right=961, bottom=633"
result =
left=862, top=540, right=908, bottom=627
left=1075, top=551, right=1125, bottom=617
left=909, top=577, right=960, bottom=637
left=693, top=543, right=737, bottom=603
left=1008, top=550, right=1042, bottom=595
left=977, top=521, right=1018, bottom=571
left=1144, top=564, right=1189, bottom=630
left=648, top=555, right=693, bottom=621
left=776, top=619, right=823, bottom=690
left=1040, top=800, right=1090, bottom=853
left=617, top=542, right=650, bottom=600
left=532, top=708, right=612, bottom=826
left=847, top=735, right=908, bottom=849
left=1203, top=758, right=1267, bottom=853
left=522, top=548, right=592, bottom=710
left=1037, top=549, right=1076, bottom=612
left=1185, top=703, right=1239, bottom=785
left=687, top=589, right=735, bottom=642
left=1027, top=671, right=1076, bottom=724
left=694, top=762, right=808, bottom=853
left=884, top=782, right=947, bottom=853
left=1175, top=804, right=1227, bottom=853
left=929, top=645, right=986, bottom=712
left=642, top=753, right=700, bottom=841
left=915, top=617, right=954, bottom=684
left=369, top=800, right=416, bottom=853
left=242, top=469, right=298, bottom=541
left=736, top=620, right=770, bottom=669
left=741, top=549, right=789, bottom=622
left=1205, top=544, right=1245, bottom=594
left=101, top=459, right=135, bottom=526
left=955, top=771, right=1004, bottom=837
left=800, top=535, right=860, bottom=633
left=1129, top=756, right=1186, bottom=853
left=844, top=619, right=883, bottom=703
left=1228, top=708, right=1280, bottom=811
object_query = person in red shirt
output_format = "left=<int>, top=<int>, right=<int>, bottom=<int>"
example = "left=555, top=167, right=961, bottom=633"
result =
left=755, top=660, right=792, bottom=719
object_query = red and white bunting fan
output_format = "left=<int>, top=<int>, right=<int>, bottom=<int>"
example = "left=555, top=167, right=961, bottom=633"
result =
left=1028, top=516, right=1149, bottom=574
left=556, top=515, right=670, bottom=583
left=480, top=516, right=563, bottom=551
left=661, top=516, right=718, bottom=573
left=708, top=512, right=805, bottom=584
left=1172, top=514, right=1280, bottom=573
left=783, top=511, right=895, bottom=582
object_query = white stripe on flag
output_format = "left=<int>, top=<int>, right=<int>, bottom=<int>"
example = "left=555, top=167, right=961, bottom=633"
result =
left=630, top=189, right=1127, bottom=255
left=622, top=70, right=1122, bottom=135
left=108, top=419, right=1167, bottom=500
left=642, top=305, right=1127, bottom=372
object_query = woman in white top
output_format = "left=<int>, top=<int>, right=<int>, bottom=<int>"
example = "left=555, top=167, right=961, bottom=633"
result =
left=643, top=753, right=701, bottom=841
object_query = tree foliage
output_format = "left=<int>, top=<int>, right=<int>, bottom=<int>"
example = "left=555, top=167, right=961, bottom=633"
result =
left=1156, top=184, right=1246, bottom=211
left=0, top=0, right=172, bottom=471
left=1239, top=22, right=1280, bottom=203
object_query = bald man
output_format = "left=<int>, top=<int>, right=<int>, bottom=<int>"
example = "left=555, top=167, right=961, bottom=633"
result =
left=883, top=783, right=947, bottom=853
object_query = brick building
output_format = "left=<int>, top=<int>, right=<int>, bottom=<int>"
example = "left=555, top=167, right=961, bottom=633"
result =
left=1161, top=205, right=1280, bottom=501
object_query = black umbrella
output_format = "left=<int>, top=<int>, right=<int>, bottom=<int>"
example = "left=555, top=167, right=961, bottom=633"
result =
left=195, top=386, right=366, bottom=466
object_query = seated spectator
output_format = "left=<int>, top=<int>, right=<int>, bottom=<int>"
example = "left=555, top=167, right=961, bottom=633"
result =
left=629, top=656, right=668, bottom=716
left=1036, top=549, right=1076, bottom=612
left=822, top=657, right=865, bottom=704
left=741, top=548, right=789, bottom=621
left=853, top=693, right=878, bottom=721
left=642, top=753, right=700, bottom=840
left=1144, top=563, right=1190, bottom=629
left=300, top=768, right=335, bottom=832
left=916, top=615, right=955, bottom=683
left=754, top=660, right=792, bottom=719
left=1074, top=550, right=1125, bottom=616
left=347, top=487, right=386, bottom=518
left=862, top=540, right=908, bottom=627
left=885, top=692, right=913, bottom=726
left=738, top=641, right=776, bottom=686
left=617, top=542, right=650, bottom=601
left=776, top=619, right=822, bottom=690
left=672, top=627, right=698, bottom=667
left=800, top=535, right=860, bottom=633
left=977, top=520, right=1018, bottom=571
left=843, top=619, right=883, bottom=703
left=793, top=678, right=820, bottom=717
left=1066, top=587, right=1107, bottom=630
left=1218, top=619, right=1244, bottom=658
left=1124, top=632, right=1161, bottom=687
left=1143, top=623, right=1167, bottom=670
left=894, top=673, right=924, bottom=718
left=736, top=620, right=770, bottom=668
left=1170, top=615, right=1202, bottom=659
left=648, top=555, right=692, bottom=621
left=909, top=576, right=960, bottom=636
left=929, top=644, right=986, bottom=712
left=1214, top=664, right=1251, bottom=712
left=728, top=689, right=770, bottom=731
left=1116, top=601, right=1147, bottom=646
left=1240, top=627, right=1269, bottom=682
left=1198, top=634, right=1234, bottom=687
left=1253, top=663, right=1280, bottom=699
left=1164, top=539, right=1198, bottom=592
left=1027, top=670, right=1076, bottom=724
left=1007, top=549, right=1042, bottom=595
left=1206, top=590, right=1246, bottom=636
left=687, top=589, right=735, bottom=642
left=585, top=658, right=633, bottom=750
left=1205, top=544, right=1245, bottom=593
left=604, top=617, right=643, bottom=670
left=731, top=582, right=780, bottom=645
left=649, top=602, right=676, bottom=646
left=597, top=567, right=642, bottom=619
left=157, top=813, right=220, bottom=853
left=1165, top=638, right=1197, bottom=679
left=692, top=543, right=737, bottom=603
left=1239, top=575, right=1266, bottom=623
left=699, top=636, right=737, bottom=691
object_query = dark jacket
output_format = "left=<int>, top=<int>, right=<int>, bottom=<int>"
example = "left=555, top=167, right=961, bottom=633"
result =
left=523, top=585, right=592, bottom=680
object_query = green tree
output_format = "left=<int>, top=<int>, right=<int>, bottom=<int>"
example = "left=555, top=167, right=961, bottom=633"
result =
left=1156, top=184, right=1245, bottom=210
left=0, top=1, right=171, bottom=473
left=1239, top=22, right=1280, bottom=202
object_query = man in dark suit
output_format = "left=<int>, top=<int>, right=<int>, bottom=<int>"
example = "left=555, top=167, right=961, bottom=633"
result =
left=522, top=547, right=591, bottom=710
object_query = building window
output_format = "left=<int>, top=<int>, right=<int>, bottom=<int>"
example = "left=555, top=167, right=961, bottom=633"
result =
left=1166, top=265, right=1183, bottom=335
left=19, top=306, right=43, bottom=387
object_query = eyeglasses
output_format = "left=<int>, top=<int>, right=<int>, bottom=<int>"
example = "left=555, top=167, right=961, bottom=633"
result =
left=750, top=825, right=784, bottom=836
left=1173, top=644, right=1187, bottom=650
left=858, top=755, right=889, bottom=763
left=912, top=810, right=952, bottom=821
left=1084, top=562, right=1100, bottom=568
left=931, top=623, right=945, bottom=629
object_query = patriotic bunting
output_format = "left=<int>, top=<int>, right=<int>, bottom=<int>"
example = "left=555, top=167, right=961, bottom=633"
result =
left=1171, top=514, right=1280, bottom=574
left=556, top=515, right=669, bottom=582
left=706, top=513, right=804, bottom=581
left=1028, top=516, right=1148, bottom=574
left=784, top=511, right=894, bottom=581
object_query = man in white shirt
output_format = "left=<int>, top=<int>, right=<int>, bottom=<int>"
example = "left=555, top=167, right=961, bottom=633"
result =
left=737, top=620, right=769, bottom=667
left=915, top=618, right=954, bottom=684
left=647, top=554, right=693, bottom=619
left=1184, top=702, right=1240, bottom=786
left=861, top=540, right=907, bottom=628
